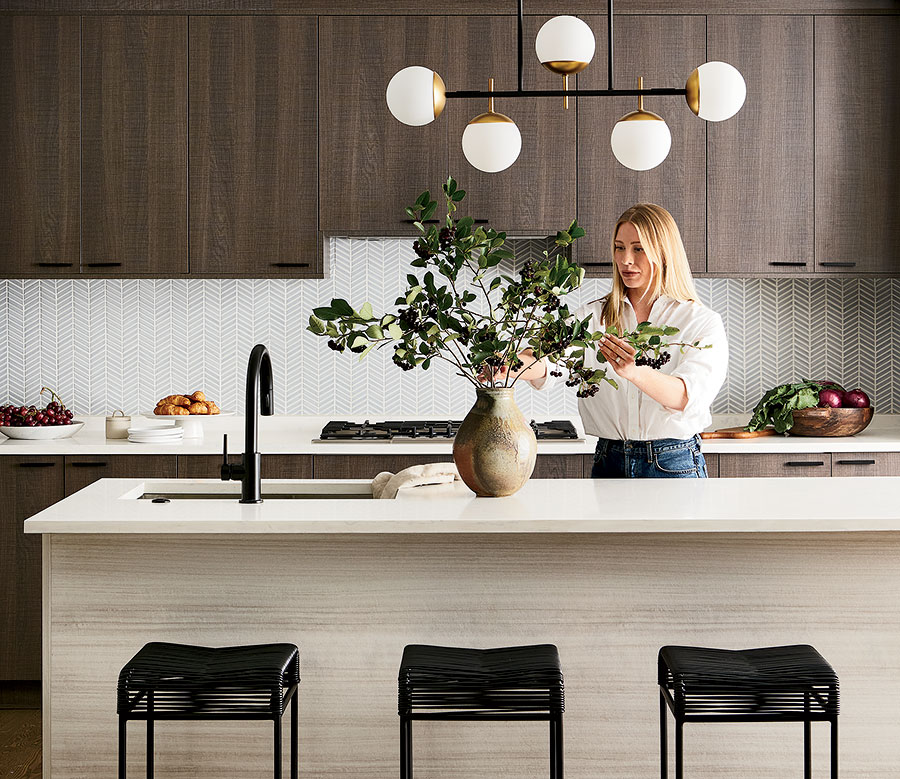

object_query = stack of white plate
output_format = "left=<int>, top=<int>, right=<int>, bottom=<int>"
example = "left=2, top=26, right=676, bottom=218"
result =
left=127, top=424, right=184, bottom=444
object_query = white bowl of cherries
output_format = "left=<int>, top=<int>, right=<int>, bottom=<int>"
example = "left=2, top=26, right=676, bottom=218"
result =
left=0, top=387, right=83, bottom=440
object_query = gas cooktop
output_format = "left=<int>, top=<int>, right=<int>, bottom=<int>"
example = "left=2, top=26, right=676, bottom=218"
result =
left=315, top=419, right=581, bottom=442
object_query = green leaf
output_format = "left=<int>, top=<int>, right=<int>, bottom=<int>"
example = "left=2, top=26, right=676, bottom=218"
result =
left=308, top=314, right=326, bottom=335
left=451, top=190, right=466, bottom=201
left=313, top=306, right=338, bottom=321
left=350, top=335, right=368, bottom=350
left=388, top=323, right=404, bottom=339
left=330, top=298, right=354, bottom=317
left=359, top=302, right=373, bottom=320
left=663, top=326, right=680, bottom=336
left=358, top=341, right=379, bottom=361
left=365, top=324, right=384, bottom=340
left=406, top=286, right=422, bottom=305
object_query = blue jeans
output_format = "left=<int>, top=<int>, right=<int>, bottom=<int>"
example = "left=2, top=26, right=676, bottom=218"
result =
left=591, top=435, right=707, bottom=479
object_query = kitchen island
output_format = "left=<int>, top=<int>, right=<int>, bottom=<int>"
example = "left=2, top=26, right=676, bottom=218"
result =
left=26, top=476, right=900, bottom=778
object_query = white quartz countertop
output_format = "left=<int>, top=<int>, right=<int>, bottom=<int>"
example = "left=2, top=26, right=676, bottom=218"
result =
left=2, top=413, right=900, bottom=455
left=23, top=475, right=900, bottom=534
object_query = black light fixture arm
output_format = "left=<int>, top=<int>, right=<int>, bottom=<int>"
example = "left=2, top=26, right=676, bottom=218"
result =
left=444, top=0, right=687, bottom=102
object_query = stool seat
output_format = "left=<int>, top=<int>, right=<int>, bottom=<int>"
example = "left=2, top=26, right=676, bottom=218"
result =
left=399, top=643, right=564, bottom=716
left=659, top=644, right=839, bottom=720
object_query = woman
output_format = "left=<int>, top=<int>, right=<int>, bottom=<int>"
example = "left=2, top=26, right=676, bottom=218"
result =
left=503, top=203, right=728, bottom=478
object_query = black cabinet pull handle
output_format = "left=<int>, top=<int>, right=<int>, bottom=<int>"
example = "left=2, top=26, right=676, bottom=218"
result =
left=769, top=261, right=808, bottom=267
left=785, top=461, right=825, bottom=467
left=836, top=459, right=876, bottom=466
left=84, top=262, right=123, bottom=267
left=581, top=261, right=614, bottom=267
left=820, top=262, right=857, bottom=268
left=400, top=218, right=440, bottom=224
left=18, top=461, right=57, bottom=468
left=270, top=262, right=310, bottom=268
left=473, top=219, right=489, bottom=224
left=35, top=262, right=74, bottom=267
left=70, top=461, right=108, bottom=467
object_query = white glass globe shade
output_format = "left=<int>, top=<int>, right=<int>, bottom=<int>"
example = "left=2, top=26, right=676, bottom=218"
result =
left=610, top=117, right=672, bottom=171
left=686, top=61, right=746, bottom=122
left=461, top=116, right=522, bottom=173
left=535, top=15, right=595, bottom=70
left=386, top=66, right=446, bottom=126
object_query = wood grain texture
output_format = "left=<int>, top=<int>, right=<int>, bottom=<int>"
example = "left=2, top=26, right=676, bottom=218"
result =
left=832, top=452, right=900, bottom=477
left=189, top=16, right=321, bottom=277
left=81, top=16, right=188, bottom=274
left=44, top=532, right=900, bottom=777
left=815, top=16, right=900, bottom=273
left=0, top=16, right=79, bottom=276
left=318, top=16, right=450, bottom=235
left=719, top=452, right=832, bottom=477
left=703, top=451, right=720, bottom=477
left=0, top=457, right=63, bottom=680
left=177, top=454, right=313, bottom=479
left=445, top=15, right=576, bottom=234
left=0, top=709, right=41, bottom=779
left=312, top=454, right=582, bottom=480
left=63, top=455, right=176, bottom=496
left=575, top=15, right=707, bottom=276
left=707, top=16, right=814, bottom=274
left=788, top=407, right=873, bottom=437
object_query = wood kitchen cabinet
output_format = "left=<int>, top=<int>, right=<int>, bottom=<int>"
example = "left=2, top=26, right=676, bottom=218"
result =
left=0, top=456, right=64, bottom=681
left=445, top=15, right=576, bottom=234
left=815, top=16, right=900, bottom=274
left=0, top=17, right=80, bottom=277
left=313, top=453, right=585, bottom=480
left=576, top=15, right=706, bottom=276
left=189, top=17, right=321, bottom=277
left=318, top=16, right=450, bottom=235
left=64, top=455, right=177, bottom=496
left=81, top=16, right=188, bottom=275
left=177, top=454, right=313, bottom=479
left=832, top=453, right=900, bottom=477
left=719, top=453, right=832, bottom=478
left=706, top=16, right=814, bottom=275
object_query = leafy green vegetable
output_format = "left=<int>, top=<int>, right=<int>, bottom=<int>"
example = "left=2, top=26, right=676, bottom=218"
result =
left=747, top=380, right=830, bottom=433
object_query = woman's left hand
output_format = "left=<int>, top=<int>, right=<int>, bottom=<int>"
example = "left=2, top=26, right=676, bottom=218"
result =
left=597, top=334, right=638, bottom=380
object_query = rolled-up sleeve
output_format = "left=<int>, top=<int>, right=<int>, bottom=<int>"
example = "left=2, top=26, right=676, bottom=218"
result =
left=527, top=356, right=558, bottom=391
left=666, top=311, right=728, bottom=415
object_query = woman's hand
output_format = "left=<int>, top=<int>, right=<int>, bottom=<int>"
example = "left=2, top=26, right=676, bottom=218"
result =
left=597, top=334, right=639, bottom=381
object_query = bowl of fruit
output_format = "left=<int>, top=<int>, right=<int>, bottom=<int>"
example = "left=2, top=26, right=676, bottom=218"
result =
left=790, top=383, right=873, bottom=437
left=0, top=387, right=83, bottom=440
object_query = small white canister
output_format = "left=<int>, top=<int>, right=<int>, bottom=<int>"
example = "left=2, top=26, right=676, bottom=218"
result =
left=105, top=410, right=131, bottom=439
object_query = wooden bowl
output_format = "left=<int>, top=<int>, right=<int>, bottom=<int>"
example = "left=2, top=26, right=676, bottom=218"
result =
left=789, top=407, right=874, bottom=436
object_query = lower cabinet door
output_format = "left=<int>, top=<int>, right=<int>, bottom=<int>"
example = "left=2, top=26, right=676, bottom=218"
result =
left=65, top=455, right=177, bottom=496
left=177, top=455, right=313, bottom=479
left=313, top=454, right=583, bottom=480
left=832, top=453, right=900, bottom=477
left=703, top=453, right=720, bottom=478
left=0, top=456, right=65, bottom=681
left=719, top=453, right=832, bottom=477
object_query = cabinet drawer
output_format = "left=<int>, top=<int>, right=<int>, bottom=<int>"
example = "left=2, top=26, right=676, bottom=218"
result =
left=719, top=453, right=832, bottom=478
left=832, top=453, right=900, bottom=477
left=65, top=455, right=177, bottom=496
left=178, top=455, right=312, bottom=480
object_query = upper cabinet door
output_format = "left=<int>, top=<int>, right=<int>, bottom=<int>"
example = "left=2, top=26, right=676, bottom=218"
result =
left=190, top=17, right=320, bottom=277
left=319, top=16, right=449, bottom=235
left=707, top=16, right=813, bottom=275
left=445, top=16, right=577, bottom=235
left=82, top=17, right=188, bottom=275
left=815, top=16, right=900, bottom=274
left=0, top=17, right=80, bottom=277
left=576, top=15, right=706, bottom=276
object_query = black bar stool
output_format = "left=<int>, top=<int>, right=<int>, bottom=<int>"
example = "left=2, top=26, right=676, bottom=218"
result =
left=117, top=642, right=300, bottom=779
left=658, top=644, right=839, bottom=779
left=398, top=643, right=565, bottom=778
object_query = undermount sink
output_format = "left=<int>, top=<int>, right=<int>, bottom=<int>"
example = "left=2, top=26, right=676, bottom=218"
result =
left=126, top=480, right=374, bottom=501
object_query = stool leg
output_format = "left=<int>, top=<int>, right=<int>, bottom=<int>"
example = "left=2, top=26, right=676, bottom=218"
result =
left=675, top=719, right=683, bottom=779
left=147, top=691, right=154, bottom=779
left=291, top=690, right=298, bottom=779
left=550, top=718, right=557, bottom=779
left=555, top=714, right=564, bottom=779
left=831, top=717, right=838, bottom=779
left=660, top=691, right=667, bottom=779
left=119, top=717, right=126, bottom=779
left=274, top=715, right=282, bottom=779
left=400, top=716, right=412, bottom=779
left=804, top=721, right=811, bottom=779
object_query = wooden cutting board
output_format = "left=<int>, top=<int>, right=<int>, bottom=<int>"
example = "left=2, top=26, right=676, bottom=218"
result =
left=700, top=426, right=778, bottom=439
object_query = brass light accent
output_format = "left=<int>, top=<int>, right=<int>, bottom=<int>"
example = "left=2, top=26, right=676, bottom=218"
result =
left=617, top=76, right=665, bottom=122
left=433, top=71, right=447, bottom=119
left=685, top=67, right=700, bottom=116
left=468, top=78, right=516, bottom=125
left=540, top=60, right=590, bottom=109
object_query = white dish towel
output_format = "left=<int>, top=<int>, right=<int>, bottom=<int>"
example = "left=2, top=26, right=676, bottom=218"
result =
left=371, top=462, right=461, bottom=499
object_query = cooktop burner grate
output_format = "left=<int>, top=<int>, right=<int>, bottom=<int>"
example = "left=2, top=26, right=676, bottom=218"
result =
left=317, top=419, right=579, bottom=442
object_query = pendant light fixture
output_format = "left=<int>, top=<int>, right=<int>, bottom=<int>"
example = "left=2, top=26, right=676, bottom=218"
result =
left=385, top=0, right=746, bottom=173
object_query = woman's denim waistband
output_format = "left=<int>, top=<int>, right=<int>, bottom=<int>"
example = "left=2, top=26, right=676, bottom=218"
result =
left=594, top=434, right=701, bottom=457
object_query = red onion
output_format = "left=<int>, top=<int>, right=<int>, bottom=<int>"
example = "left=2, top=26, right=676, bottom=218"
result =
left=818, top=388, right=844, bottom=408
left=843, top=388, right=870, bottom=408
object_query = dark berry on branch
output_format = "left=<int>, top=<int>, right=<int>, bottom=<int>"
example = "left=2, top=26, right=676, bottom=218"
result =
left=413, top=240, right=432, bottom=260
left=327, top=339, right=345, bottom=352
left=439, top=226, right=455, bottom=247
left=550, top=370, right=563, bottom=378
left=349, top=343, right=367, bottom=353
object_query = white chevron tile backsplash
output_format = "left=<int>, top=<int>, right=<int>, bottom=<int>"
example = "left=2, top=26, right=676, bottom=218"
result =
left=2, top=239, right=898, bottom=416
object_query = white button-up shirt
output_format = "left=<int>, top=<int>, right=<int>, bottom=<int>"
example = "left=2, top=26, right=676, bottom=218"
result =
left=533, top=295, right=728, bottom=441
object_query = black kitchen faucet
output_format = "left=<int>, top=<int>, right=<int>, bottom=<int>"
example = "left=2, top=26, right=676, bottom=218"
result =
left=221, top=344, right=274, bottom=503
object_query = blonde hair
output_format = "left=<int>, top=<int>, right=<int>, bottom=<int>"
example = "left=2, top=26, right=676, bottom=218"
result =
left=600, top=203, right=700, bottom=332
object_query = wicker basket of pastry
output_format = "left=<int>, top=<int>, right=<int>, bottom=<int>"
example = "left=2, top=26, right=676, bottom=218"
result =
left=154, top=391, right=221, bottom=415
